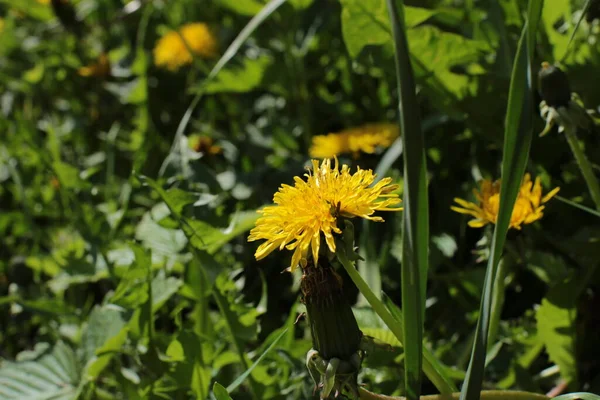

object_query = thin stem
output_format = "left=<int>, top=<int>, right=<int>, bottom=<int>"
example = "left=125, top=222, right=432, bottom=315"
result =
left=564, top=126, right=600, bottom=210
left=336, top=251, right=456, bottom=395
left=487, top=257, right=507, bottom=350
left=358, top=388, right=549, bottom=400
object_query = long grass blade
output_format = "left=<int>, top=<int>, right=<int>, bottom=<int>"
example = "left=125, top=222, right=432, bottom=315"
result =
left=384, top=1, right=429, bottom=398
left=553, top=393, right=600, bottom=400
left=561, top=0, right=592, bottom=62
left=459, top=2, right=544, bottom=399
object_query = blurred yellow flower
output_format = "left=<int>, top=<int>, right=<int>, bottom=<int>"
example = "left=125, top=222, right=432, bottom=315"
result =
left=0, top=19, right=4, bottom=33
left=451, top=174, right=560, bottom=230
left=36, top=0, right=50, bottom=4
left=188, top=135, right=222, bottom=155
left=248, top=158, right=402, bottom=271
left=309, top=123, right=399, bottom=159
left=78, top=53, right=111, bottom=78
left=153, top=23, right=218, bottom=71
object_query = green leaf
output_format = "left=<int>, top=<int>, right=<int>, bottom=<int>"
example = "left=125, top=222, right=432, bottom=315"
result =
left=213, top=382, right=233, bottom=400
left=216, top=0, right=265, bottom=15
left=384, top=0, right=430, bottom=397
left=340, top=0, right=436, bottom=58
left=80, top=305, right=127, bottom=380
left=202, top=56, right=273, bottom=94
left=167, top=330, right=211, bottom=399
left=212, top=273, right=262, bottom=397
left=52, top=161, right=85, bottom=190
left=0, top=342, right=81, bottom=400
left=407, top=26, right=486, bottom=98
left=184, top=211, right=259, bottom=254
left=536, top=280, right=578, bottom=385
left=214, top=274, right=260, bottom=342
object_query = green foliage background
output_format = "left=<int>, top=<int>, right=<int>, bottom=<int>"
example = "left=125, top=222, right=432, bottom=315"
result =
left=1, top=0, right=600, bottom=398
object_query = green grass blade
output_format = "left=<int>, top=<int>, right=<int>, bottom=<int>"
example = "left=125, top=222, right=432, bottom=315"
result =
left=226, top=328, right=288, bottom=393
left=459, top=2, right=544, bottom=399
left=553, top=394, right=600, bottom=400
left=384, top=1, right=429, bottom=398
left=556, top=195, right=600, bottom=218
left=561, top=0, right=592, bottom=62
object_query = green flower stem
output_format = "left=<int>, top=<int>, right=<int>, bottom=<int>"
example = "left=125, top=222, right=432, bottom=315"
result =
left=336, top=250, right=456, bottom=395
left=358, top=388, right=549, bottom=400
left=564, top=126, right=600, bottom=210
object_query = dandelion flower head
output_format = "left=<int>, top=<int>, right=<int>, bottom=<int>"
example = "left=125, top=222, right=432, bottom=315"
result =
left=451, top=174, right=560, bottom=230
left=309, top=123, right=399, bottom=159
left=153, top=23, right=218, bottom=71
left=248, top=158, right=402, bottom=272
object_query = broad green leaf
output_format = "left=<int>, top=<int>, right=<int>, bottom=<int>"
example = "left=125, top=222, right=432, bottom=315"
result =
left=288, top=0, right=313, bottom=9
left=135, top=208, right=187, bottom=257
left=80, top=305, right=127, bottom=366
left=216, top=0, right=265, bottom=15
left=541, top=2, right=590, bottom=62
left=214, top=274, right=260, bottom=342
left=167, top=330, right=211, bottom=399
left=0, top=342, right=81, bottom=400
left=184, top=211, right=259, bottom=254
left=407, top=26, right=486, bottom=98
left=361, top=327, right=402, bottom=347
left=213, top=382, right=233, bottom=400
left=536, top=280, right=578, bottom=385
left=202, top=56, right=273, bottom=94
left=340, top=0, right=436, bottom=58
left=0, top=0, right=53, bottom=20
left=151, top=272, right=183, bottom=312
left=52, top=161, right=86, bottom=190
left=23, top=63, right=45, bottom=84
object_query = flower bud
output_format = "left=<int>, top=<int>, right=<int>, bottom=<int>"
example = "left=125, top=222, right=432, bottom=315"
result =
left=301, top=259, right=362, bottom=361
left=538, top=62, right=572, bottom=108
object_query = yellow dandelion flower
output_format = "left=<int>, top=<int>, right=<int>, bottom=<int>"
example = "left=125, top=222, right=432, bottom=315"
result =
left=188, top=135, right=222, bottom=155
left=153, top=22, right=218, bottom=72
left=78, top=53, right=111, bottom=78
left=309, top=123, right=400, bottom=159
left=451, top=174, right=560, bottom=230
left=248, top=158, right=402, bottom=272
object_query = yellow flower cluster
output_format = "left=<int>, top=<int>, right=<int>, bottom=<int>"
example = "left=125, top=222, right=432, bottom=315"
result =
left=248, top=158, right=402, bottom=271
left=309, top=123, right=399, bottom=159
left=153, top=23, right=218, bottom=71
left=451, top=174, right=560, bottom=230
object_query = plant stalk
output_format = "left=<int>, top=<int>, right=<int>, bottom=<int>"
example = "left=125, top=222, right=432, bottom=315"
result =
left=564, top=126, right=600, bottom=210
left=337, top=250, right=456, bottom=395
